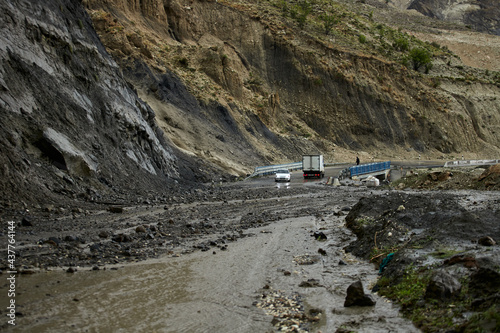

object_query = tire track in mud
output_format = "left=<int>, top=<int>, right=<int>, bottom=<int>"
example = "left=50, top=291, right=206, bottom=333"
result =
left=0, top=185, right=420, bottom=332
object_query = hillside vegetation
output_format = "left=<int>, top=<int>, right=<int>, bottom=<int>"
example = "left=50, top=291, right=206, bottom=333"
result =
left=1, top=0, right=499, bottom=209
left=84, top=0, right=500, bottom=174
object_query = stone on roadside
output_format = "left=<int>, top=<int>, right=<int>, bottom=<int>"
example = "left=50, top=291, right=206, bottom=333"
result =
left=108, top=206, right=123, bottom=213
left=469, top=268, right=500, bottom=297
left=299, top=279, right=321, bottom=288
left=425, top=270, right=461, bottom=300
left=478, top=236, right=496, bottom=246
left=312, top=231, right=327, bottom=241
left=135, top=225, right=146, bottom=233
left=21, top=216, right=33, bottom=226
left=112, top=233, right=131, bottom=242
left=344, top=280, right=376, bottom=307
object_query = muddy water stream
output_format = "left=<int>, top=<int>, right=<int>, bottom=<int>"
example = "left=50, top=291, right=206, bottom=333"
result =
left=1, top=186, right=420, bottom=332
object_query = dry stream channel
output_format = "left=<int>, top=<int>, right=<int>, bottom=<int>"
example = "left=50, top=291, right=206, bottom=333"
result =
left=2, top=178, right=424, bottom=332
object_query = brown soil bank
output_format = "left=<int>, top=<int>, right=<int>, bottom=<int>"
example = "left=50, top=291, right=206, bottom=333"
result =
left=344, top=166, right=500, bottom=332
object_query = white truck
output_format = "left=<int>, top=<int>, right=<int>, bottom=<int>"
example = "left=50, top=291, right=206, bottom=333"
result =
left=302, top=155, right=324, bottom=179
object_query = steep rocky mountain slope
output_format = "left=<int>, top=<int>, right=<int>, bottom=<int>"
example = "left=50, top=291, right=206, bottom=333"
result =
left=83, top=0, right=500, bottom=165
left=407, top=0, right=500, bottom=36
left=0, top=0, right=222, bottom=210
left=1, top=0, right=499, bottom=209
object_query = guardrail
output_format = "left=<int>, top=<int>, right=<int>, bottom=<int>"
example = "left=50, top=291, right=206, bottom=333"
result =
left=444, top=159, right=500, bottom=167
left=349, top=161, right=391, bottom=177
left=250, top=162, right=303, bottom=177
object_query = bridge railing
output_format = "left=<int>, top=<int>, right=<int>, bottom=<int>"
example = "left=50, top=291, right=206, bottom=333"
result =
left=250, top=162, right=303, bottom=177
left=444, top=159, right=500, bottom=167
left=349, top=161, right=391, bottom=177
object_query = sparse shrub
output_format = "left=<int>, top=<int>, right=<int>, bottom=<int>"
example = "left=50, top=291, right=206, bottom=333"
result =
left=220, top=54, right=229, bottom=66
left=409, top=47, right=433, bottom=73
left=290, top=0, right=311, bottom=29
left=431, top=77, right=441, bottom=88
left=393, top=37, right=409, bottom=51
left=278, top=0, right=289, bottom=16
left=358, top=34, right=366, bottom=44
left=313, top=77, right=322, bottom=86
left=319, top=14, right=339, bottom=35
left=430, top=41, right=440, bottom=49
left=177, top=57, right=189, bottom=67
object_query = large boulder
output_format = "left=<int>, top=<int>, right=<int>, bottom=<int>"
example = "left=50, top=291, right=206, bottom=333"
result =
left=344, top=280, right=376, bottom=307
left=425, top=269, right=461, bottom=301
left=41, top=128, right=97, bottom=177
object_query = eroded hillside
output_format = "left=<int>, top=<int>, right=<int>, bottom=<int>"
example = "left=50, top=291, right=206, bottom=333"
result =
left=0, top=0, right=223, bottom=209
left=84, top=0, right=500, bottom=170
left=1, top=0, right=499, bottom=210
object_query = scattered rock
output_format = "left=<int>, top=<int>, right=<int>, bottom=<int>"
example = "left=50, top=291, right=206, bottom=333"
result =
left=318, top=248, right=327, bottom=256
left=478, top=164, right=500, bottom=181
left=293, top=254, right=320, bottom=265
left=299, top=279, right=321, bottom=288
left=344, top=280, right=376, bottom=307
left=112, top=234, right=131, bottom=242
left=66, top=267, right=76, bottom=273
left=135, top=225, right=146, bottom=233
left=64, top=235, right=79, bottom=242
left=469, top=268, right=500, bottom=298
left=45, top=237, right=61, bottom=246
left=478, top=236, right=496, bottom=246
left=109, top=206, right=124, bottom=213
left=312, top=231, right=327, bottom=241
left=428, top=171, right=452, bottom=182
left=444, top=255, right=478, bottom=269
left=425, top=270, right=462, bottom=301
left=21, top=216, right=33, bottom=226
left=98, top=231, right=110, bottom=239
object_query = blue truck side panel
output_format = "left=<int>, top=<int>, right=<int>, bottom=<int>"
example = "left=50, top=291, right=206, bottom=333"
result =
left=349, top=161, right=391, bottom=177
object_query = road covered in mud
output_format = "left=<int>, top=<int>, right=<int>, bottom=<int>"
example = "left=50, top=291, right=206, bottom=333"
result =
left=1, top=166, right=499, bottom=332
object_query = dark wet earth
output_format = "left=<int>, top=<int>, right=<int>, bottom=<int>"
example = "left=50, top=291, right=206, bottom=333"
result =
left=1, top=175, right=499, bottom=332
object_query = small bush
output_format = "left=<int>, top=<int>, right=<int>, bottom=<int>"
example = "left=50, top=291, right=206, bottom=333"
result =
left=393, top=37, right=409, bottom=51
left=409, top=47, right=433, bottom=73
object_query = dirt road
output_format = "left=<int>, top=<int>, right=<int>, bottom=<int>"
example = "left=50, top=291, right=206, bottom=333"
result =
left=1, top=172, right=499, bottom=332
left=1, top=180, right=422, bottom=332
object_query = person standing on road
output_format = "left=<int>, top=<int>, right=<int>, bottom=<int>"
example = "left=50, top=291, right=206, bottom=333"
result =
left=356, top=156, right=360, bottom=165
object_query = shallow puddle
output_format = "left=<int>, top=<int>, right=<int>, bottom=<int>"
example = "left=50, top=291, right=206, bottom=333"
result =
left=1, top=204, right=420, bottom=332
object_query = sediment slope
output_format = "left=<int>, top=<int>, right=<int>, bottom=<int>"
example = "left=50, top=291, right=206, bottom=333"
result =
left=85, top=0, right=500, bottom=166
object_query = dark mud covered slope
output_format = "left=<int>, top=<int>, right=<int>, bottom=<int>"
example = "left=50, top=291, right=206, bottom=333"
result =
left=0, top=0, right=206, bottom=209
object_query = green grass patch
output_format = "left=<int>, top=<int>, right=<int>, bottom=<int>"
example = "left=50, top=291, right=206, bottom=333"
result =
left=378, top=265, right=429, bottom=308
left=430, top=247, right=463, bottom=259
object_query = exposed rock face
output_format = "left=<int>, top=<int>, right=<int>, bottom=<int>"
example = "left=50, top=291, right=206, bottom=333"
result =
left=1, top=0, right=500, bottom=208
left=408, top=0, right=500, bottom=36
left=85, top=0, right=500, bottom=165
left=0, top=0, right=198, bottom=207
